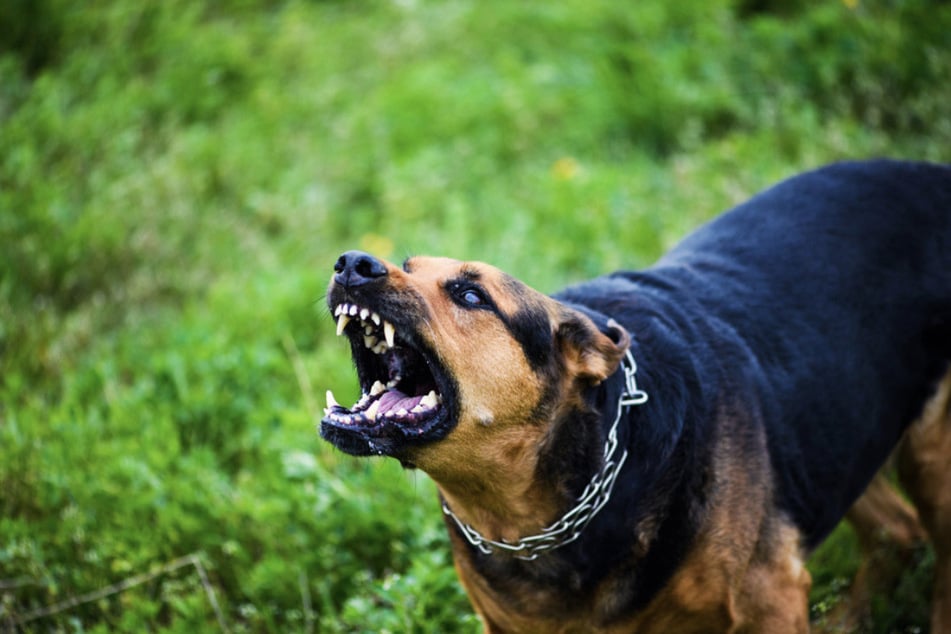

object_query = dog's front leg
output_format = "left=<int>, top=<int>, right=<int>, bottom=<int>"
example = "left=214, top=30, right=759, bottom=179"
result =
left=732, top=522, right=812, bottom=634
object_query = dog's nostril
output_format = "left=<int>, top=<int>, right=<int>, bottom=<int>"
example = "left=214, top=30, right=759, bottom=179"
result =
left=355, top=258, right=378, bottom=279
left=334, top=255, right=348, bottom=274
left=334, top=250, right=388, bottom=288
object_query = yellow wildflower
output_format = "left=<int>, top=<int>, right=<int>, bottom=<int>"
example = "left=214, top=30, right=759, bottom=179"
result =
left=551, top=156, right=581, bottom=181
left=359, top=233, right=394, bottom=258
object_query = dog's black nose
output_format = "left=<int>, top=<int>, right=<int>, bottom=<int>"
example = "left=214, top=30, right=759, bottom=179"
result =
left=334, top=250, right=388, bottom=288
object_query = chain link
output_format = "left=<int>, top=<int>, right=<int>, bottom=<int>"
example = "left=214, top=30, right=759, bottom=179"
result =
left=442, top=350, right=649, bottom=561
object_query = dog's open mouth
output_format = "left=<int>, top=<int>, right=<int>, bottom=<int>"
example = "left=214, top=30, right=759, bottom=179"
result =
left=320, top=301, right=455, bottom=457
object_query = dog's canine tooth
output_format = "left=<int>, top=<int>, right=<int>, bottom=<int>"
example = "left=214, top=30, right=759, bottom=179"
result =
left=420, top=390, right=438, bottom=409
left=384, top=321, right=395, bottom=348
left=336, top=314, right=351, bottom=336
left=364, top=399, right=381, bottom=421
left=326, top=389, right=340, bottom=410
left=371, top=312, right=381, bottom=325
left=370, top=380, right=386, bottom=396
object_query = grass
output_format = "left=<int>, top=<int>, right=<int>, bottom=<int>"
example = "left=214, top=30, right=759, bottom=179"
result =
left=1, top=0, right=949, bottom=631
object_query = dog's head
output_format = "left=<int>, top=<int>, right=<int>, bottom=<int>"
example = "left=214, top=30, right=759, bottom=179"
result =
left=320, top=250, right=630, bottom=478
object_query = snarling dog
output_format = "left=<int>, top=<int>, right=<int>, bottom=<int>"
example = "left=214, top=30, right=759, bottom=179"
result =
left=320, top=160, right=951, bottom=633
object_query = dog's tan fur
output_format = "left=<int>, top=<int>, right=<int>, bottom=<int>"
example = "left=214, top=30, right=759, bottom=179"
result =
left=899, top=369, right=951, bottom=633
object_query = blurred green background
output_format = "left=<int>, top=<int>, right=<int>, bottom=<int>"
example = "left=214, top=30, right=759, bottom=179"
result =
left=1, top=0, right=948, bottom=631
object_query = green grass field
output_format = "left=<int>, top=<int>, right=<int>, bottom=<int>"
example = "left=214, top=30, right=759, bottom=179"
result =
left=2, top=0, right=949, bottom=631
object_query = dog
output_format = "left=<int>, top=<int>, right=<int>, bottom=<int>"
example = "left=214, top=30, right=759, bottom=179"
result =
left=320, top=160, right=951, bottom=633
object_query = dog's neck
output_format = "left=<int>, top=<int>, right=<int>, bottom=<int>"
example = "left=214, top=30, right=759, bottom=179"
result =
left=433, top=451, right=567, bottom=545
left=436, top=352, right=647, bottom=559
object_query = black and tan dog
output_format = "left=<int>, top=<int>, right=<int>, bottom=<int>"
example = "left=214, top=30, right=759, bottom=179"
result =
left=320, top=160, right=951, bottom=633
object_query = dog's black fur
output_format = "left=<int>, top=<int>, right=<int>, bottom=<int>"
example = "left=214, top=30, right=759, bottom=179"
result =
left=562, top=159, right=950, bottom=542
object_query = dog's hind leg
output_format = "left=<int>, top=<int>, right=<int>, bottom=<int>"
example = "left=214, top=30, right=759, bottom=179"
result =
left=839, top=469, right=927, bottom=631
left=898, top=367, right=951, bottom=633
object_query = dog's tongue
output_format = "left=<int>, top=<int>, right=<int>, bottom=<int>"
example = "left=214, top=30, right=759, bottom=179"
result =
left=377, top=389, right=422, bottom=415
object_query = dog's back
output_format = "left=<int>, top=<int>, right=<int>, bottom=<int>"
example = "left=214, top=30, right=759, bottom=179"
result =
left=625, top=160, right=951, bottom=545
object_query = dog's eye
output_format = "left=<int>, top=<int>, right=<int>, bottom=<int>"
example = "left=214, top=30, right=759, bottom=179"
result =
left=449, top=283, right=490, bottom=308
left=461, top=289, right=485, bottom=305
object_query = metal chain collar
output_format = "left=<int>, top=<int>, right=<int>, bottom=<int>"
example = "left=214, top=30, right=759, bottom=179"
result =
left=441, top=349, right=649, bottom=561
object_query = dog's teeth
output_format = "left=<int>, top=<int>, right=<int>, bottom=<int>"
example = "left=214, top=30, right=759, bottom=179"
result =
left=396, top=408, right=408, bottom=417
left=334, top=305, right=343, bottom=317
left=373, top=342, right=388, bottom=355
left=364, top=335, right=376, bottom=349
left=348, top=305, right=358, bottom=316
left=364, top=399, right=381, bottom=421
left=420, top=391, right=438, bottom=409
left=383, top=322, right=395, bottom=348
left=364, top=324, right=375, bottom=335
left=336, top=314, right=351, bottom=336
left=370, top=380, right=386, bottom=396
left=326, top=390, right=340, bottom=410
left=360, top=308, right=369, bottom=321
left=411, top=404, right=425, bottom=413
left=371, top=312, right=381, bottom=325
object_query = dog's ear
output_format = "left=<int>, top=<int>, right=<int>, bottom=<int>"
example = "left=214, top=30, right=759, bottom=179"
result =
left=556, top=311, right=630, bottom=385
